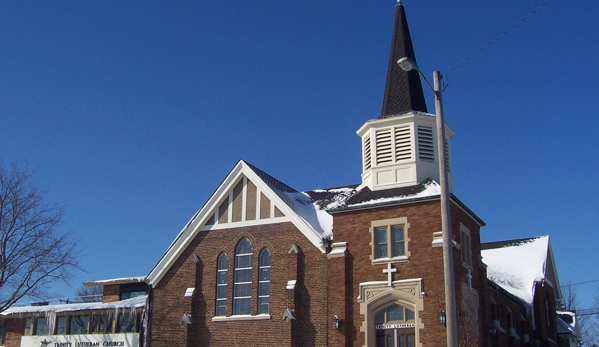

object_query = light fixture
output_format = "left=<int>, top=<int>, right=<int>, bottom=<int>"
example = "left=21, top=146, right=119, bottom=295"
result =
left=396, top=57, right=434, bottom=92
left=180, top=314, right=192, bottom=325
left=439, top=310, right=446, bottom=326
left=333, top=315, right=340, bottom=330
left=397, top=57, right=418, bottom=72
left=488, top=323, right=497, bottom=336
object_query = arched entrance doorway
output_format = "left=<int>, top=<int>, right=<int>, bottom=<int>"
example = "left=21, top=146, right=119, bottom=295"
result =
left=375, top=305, right=415, bottom=347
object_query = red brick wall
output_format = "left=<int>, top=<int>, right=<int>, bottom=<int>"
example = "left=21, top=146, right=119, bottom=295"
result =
left=4, top=318, right=25, bottom=347
left=532, top=283, right=559, bottom=346
left=102, top=284, right=120, bottom=303
left=150, top=222, right=329, bottom=347
left=328, top=199, right=483, bottom=347
left=483, top=272, right=560, bottom=347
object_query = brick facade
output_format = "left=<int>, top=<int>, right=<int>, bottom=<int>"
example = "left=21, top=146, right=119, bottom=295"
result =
left=327, top=198, right=484, bottom=347
left=150, top=222, right=329, bottom=347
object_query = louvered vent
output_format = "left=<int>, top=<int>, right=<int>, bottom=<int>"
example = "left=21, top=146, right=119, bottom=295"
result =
left=364, top=135, right=372, bottom=170
left=444, top=138, right=451, bottom=172
left=375, top=129, right=393, bottom=165
left=417, top=126, right=434, bottom=161
left=394, top=125, right=412, bottom=161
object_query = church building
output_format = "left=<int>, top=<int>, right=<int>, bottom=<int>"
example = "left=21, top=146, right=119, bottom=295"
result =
left=144, top=2, right=568, bottom=347
left=0, top=2, right=574, bottom=347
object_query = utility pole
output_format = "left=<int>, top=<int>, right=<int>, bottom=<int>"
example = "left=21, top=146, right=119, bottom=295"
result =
left=435, top=70, right=458, bottom=347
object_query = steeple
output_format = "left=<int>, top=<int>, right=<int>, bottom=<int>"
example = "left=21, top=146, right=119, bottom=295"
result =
left=380, top=2, right=427, bottom=117
left=357, top=2, right=454, bottom=192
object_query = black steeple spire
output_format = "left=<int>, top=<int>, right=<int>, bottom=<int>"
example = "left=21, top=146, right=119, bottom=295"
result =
left=379, top=2, right=428, bottom=118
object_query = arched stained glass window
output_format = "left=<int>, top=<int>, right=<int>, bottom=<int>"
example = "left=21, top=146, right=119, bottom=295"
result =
left=233, top=238, right=253, bottom=315
left=258, top=249, right=271, bottom=314
left=215, top=253, right=228, bottom=316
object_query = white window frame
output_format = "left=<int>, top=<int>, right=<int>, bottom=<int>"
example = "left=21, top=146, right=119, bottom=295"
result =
left=233, top=238, right=253, bottom=315
left=257, top=249, right=271, bottom=315
left=215, top=252, right=228, bottom=317
left=371, top=217, right=410, bottom=263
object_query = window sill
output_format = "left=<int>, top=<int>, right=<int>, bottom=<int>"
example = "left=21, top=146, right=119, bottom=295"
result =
left=212, top=314, right=271, bottom=322
left=372, top=256, right=408, bottom=264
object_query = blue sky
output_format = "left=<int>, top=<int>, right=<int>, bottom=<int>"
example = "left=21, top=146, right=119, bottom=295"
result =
left=2, top=1, right=598, bottom=309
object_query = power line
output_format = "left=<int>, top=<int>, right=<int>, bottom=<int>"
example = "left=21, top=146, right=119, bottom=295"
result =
left=561, top=279, right=599, bottom=287
left=444, top=0, right=553, bottom=77
left=576, top=311, right=599, bottom=317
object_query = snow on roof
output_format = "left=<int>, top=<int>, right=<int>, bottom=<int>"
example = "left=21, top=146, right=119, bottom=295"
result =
left=305, top=178, right=441, bottom=212
left=343, top=180, right=440, bottom=209
left=1, top=295, right=147, bottom=316
left=481, top=236, right=549, bottom=304
left=308, top=186, right=363, bottom=210
left=280, top=191, right=333, bottom=238
left=245, top=162, right=334, bottom=239
left=83, top=276, right=146, bottom=287
left=276, top=179, right=441, bottom=239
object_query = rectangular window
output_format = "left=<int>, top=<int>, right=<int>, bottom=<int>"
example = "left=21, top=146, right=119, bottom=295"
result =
left=70, top=315, right=89, bottom=335
left=92, top=314, right=112, bottom=333
left=375, top=227, right=388, bottom=258
left=392, top=226, right=405, bottom=257
left=117, top=313, right=135, bottom=333
left=35, top=317, right=49, bottom=335
left=372, top=218, right=409, bottom=261
left=460, top=225, right=472, bottom=267
left=24, top=318, right=32, bottom=335
left=55, top=316, right=67, bottom=335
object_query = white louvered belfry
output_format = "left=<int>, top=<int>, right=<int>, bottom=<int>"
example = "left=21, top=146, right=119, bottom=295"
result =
left=357, top=111, right=454, bottom=192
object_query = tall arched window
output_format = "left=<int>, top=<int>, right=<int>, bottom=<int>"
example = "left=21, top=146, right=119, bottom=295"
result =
left=215, top=253, right=228, bottom=316
left=233, top=238, right=253, bottom=315
left=258, top=249, right=271, bottom=314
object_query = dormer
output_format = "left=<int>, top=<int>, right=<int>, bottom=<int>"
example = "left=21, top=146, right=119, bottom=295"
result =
left=357, top=112, right=453, bottom=191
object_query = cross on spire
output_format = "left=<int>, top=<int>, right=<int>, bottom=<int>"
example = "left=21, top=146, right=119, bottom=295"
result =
left=382, top=263, right=397, bottom=286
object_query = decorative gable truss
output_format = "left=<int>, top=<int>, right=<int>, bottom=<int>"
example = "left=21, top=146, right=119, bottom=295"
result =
left=147, top=160, right=331, bottom=286
left=203, top=176, right=286, bottom=230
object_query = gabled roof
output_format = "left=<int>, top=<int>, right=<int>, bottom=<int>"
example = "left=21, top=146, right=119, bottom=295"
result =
left=482, top=236, right=562, bottom=304
left=379, top=2, right=428, bottom=118
left=146, top=160, right=333, bottom=286
left=147, top=159, right=484, bottom=287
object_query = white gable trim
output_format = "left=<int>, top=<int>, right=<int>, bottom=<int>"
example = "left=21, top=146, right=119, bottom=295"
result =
left=147, top=160, right=327, bottom=286
left=545, top=238, right=562, bottom=299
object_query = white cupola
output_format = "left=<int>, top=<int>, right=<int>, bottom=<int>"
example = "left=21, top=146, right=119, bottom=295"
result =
left=357, top=112, right=453, bottom=192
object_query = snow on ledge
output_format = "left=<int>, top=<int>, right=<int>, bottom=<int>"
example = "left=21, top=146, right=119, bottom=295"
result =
left=83, top=276, right=146, bottom=287
left=1, top=295, right=148, bottom=316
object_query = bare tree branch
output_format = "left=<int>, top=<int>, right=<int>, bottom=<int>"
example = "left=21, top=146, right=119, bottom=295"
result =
left=0, top=161, right=82, bottom=312
left=76, top=286, right=103, bottom=303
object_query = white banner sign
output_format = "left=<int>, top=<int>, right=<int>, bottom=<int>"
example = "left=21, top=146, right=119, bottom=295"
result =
left=20, top=333, right=139, bottom=347
left=375, top=323, right=415, bottom=330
